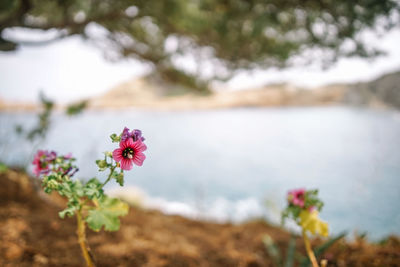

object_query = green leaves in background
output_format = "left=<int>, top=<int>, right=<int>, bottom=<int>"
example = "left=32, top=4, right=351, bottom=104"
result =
left=0, top=162, right=8, bottom=173
left=86, top=196, right=129, bottom=232
left=263, top=233, right=296, bottom=267
left=263, top=232, right=346, bottom=267
left=15, top=92, right=87, bottom=146
left=66, top=100, right=88, bottom=116
left=1, top=0, right=399, bottom=92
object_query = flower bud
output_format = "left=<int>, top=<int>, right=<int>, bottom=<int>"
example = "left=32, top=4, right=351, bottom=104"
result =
left=47, top=179, right=59, bottom=189
left=110, top=133, right=121, bottom=143
left=96, top=160, right=107, bottom=169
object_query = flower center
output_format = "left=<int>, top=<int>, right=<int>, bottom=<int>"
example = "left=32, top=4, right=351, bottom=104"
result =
left=122, top=147, right=135, bottom=159
left=40, top=161, right=48, bottom=169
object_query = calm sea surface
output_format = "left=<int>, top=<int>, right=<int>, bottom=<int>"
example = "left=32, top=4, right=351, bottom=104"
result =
left=1, top=106, right=400, bottom=240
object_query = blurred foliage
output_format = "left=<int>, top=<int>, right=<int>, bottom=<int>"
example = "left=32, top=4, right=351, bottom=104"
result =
left=263, top=232, right=346, bottom=267
left=18, top=92, right=54, bottom=142
left=299, top=232, right=346, bottom=267
left=1, top=0, right=399, bottom=92
left=263, top=233, right=296, bottom=267
left=66, top=100, right=88, bottom=116
left=0, top=162, right=8, bottom=173
left=16, top=92, right=86, bottom=143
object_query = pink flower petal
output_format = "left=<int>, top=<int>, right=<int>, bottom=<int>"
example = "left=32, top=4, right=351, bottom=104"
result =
left=133, top=152, right=146, bottom=166
left=121, top=158, right=133, bottom=170
left=112, top=148, right=123, bottom=162
left=33, top=167, right=40, bottom=177
left=126, top=138, right=134, bottom=147
left=120, top=137, right=134, bottom=149
left=135, top=140, right=147, bottom=152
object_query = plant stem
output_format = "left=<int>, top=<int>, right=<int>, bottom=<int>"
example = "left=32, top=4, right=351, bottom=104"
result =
left=101, top=165, right=116, bottom=188
left=302, top=229, right=319, bottom=267
left=76, top=209, right=96, bottom=267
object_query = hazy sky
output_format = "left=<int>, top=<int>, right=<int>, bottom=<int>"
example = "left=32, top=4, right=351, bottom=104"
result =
left=1, top=27, right=399, bottom=104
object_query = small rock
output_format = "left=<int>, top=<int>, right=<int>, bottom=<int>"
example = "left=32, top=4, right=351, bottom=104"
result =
left=50, top=220, right=60, bottom=230
left=34, top=253, right=49, bottom=265
left=5, top=243, right=24, bottom=260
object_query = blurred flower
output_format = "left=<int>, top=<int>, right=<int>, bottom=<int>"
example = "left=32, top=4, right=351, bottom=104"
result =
left=63, top=153, right=73, bottom=160
left=288, top=188, right=306, bottom=208
left=113, top=138, right=147, bottom=170
left=32, top=150, right=56, bottom=176
left=121, top=127, right=145, bottom=142
left=58, top=166, right=79, bottom=177
left=47, top=151, right=57, bottom=161
left=299, top=209, right=329, bottom=237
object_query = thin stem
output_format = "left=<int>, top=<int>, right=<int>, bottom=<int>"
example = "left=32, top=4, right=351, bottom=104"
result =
left=76, top=209, right=96, bottom=267
left=101, top=165, right=116, bottom=188
left=302, top=229, right=319, bottom=267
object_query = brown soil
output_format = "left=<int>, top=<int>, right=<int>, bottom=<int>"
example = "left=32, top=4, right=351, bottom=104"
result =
left=0, top=169, right=399, bottom=267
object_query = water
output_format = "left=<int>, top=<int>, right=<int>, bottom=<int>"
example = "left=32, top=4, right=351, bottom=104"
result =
left=1, top=106, right=400, bottom=240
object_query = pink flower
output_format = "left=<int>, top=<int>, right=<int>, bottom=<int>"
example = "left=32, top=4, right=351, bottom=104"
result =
left=308, top=206, right=316, bottom=212
left=112, top=138, right=147, bottom=170
left=121, top=127, right=145, bottom=142
left=288, top=188, right=306, bottom=208
left=63, top=153, right=73, bottom=160
left=32, top=150, right=55, bottom=177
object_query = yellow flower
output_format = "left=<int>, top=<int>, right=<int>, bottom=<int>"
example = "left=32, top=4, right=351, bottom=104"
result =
left=299, top=210, right=329, bottom=237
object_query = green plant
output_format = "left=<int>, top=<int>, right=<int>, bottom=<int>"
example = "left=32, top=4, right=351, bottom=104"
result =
left=282, top=188, right=329, bottom=267
left=33, top=127, right=147, bottom=267
left=263, top=233, right=296, bottom=267
left=1, top=0, right=399, bottom=92
left=263, top=232, right=346, bottom=267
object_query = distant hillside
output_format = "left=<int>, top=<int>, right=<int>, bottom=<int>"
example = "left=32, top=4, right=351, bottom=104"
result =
left=2, top=70, right=399, bottom=111
left=344, top=71, right=400, bottom=109
left=89, top=78, right=348, bottom=110
left=0, top=98, right=37, bottom=111
left=90, top=70, right=400, bottom=110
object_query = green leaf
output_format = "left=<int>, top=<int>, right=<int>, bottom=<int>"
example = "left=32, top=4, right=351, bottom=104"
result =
left=116, top=172, right=124, bottom=186
left=263, top=234, right=282, bottom=267
left=111, top=170, right=124, bottom=186
left=86, top=196, right=129, bottom=232
left=59, top=205, right=78, bottom=218
left=314, top=232, right=346, bottom=257
left=284, top=234, right=296, bottom=267
left=65, top=100, right=87, bottom=116
left=59, top=180, right=84, bottom=199
left=84, top=178, right=104, bottom=199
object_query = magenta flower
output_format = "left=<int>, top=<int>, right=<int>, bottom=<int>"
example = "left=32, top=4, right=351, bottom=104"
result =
left=32, top=150, right=56, bottom=176
left=288, top=188, right=306, bottom=208
left=112, top=138, right=147, bottom=170
left=63, top=153, right=73, bottom=160
left=121, top=127, right=145, bottom=142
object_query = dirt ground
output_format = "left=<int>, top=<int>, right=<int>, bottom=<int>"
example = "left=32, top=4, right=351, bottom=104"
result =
left=0, top=169, right=399, bottom=267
